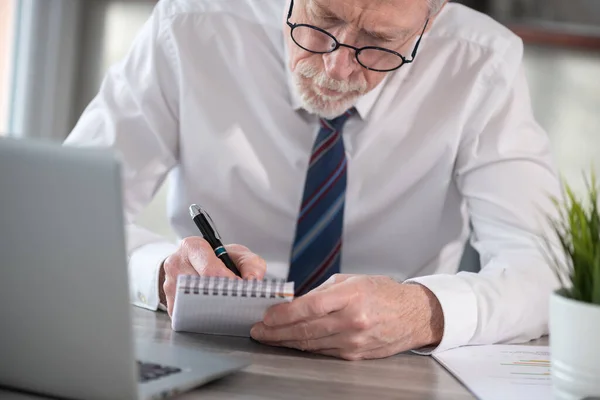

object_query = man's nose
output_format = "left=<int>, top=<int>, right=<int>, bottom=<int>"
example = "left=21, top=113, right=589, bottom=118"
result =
left=322, top=45, right=357, bottom=82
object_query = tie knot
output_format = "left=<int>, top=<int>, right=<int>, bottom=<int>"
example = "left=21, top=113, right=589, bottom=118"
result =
left=322, top=108, right=357, bottom=131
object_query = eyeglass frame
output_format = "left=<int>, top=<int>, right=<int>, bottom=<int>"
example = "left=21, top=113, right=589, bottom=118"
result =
left=286, top=0, right=429, bottom=72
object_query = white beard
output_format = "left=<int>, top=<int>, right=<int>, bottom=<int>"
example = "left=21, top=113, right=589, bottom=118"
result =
left=292, top=61, right=367, bottom=119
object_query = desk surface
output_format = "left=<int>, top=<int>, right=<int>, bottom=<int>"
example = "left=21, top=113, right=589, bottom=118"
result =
left=1, top=307, right=549, bottom=400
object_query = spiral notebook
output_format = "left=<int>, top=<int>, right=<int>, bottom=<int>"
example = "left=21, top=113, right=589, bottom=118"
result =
left=171, top=275, right=295, bottom=337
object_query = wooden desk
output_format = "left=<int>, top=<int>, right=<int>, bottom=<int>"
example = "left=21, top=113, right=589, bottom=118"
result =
left=0, top=307, right=549, bottom=399
left=132, top=308, right=549, bottom=399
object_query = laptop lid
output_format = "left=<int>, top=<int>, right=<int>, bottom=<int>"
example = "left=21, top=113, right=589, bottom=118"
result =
left=0, top=137, right=138, bottom=400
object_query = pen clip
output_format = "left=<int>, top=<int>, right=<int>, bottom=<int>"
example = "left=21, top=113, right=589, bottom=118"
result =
left=200, top=209, right=221, bottom=240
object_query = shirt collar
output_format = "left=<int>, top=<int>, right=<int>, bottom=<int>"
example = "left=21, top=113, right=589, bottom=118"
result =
left=283, top=37, right=390, bottom=121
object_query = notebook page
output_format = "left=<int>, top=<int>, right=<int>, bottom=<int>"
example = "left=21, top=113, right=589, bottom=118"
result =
left=171, top=275, right=294, bottom=337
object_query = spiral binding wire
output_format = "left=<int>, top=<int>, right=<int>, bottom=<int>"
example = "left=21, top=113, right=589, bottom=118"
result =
left=178, top=275, right=293, bottom=298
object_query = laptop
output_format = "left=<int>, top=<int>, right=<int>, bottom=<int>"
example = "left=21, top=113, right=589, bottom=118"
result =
left=0, top=137, right=248, bottom=400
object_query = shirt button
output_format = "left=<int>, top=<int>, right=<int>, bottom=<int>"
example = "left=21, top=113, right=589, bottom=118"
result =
left=138, top=292, right=147, bottom=304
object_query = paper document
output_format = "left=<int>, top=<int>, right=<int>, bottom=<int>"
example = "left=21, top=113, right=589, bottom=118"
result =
left=433, top=345, right=551, bottom=400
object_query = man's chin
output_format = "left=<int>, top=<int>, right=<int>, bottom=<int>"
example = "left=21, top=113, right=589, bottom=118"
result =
left=300, top=93, right=359, bottom=120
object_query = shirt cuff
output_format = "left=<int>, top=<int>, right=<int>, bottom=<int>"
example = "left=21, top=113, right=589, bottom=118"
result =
left=404, top=273, right=478, bottom=355
left=128, top=242, right=178, bottom=311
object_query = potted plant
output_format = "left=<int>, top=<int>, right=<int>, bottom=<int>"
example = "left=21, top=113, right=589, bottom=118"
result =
left=542, top=172, right=600, bottom=400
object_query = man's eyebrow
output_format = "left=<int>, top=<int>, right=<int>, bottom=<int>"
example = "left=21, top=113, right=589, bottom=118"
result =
left=362, top=28, right=411, bottom=41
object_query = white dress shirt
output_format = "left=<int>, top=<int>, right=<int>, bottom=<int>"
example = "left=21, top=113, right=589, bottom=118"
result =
left=65, top=0, right=562, bottom=353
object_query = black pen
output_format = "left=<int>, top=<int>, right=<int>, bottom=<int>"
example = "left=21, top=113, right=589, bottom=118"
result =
left=188, top=204, right=241, bottom=277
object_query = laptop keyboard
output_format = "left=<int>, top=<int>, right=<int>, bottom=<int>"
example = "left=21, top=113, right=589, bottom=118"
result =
left=137, top=361, right=182, bottom=383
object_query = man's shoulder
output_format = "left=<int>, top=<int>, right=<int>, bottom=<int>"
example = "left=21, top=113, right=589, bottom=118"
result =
left=155, top=0, right=284, bottom=27
left=430, top=3, right=522, bottom=56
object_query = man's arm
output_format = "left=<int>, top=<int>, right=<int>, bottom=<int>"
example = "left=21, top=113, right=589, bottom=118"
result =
left=65, top=1, right=180, bottom=311
left=249, top=36, right=562, bottom=360
left=407, top=37, right=563, bottom=353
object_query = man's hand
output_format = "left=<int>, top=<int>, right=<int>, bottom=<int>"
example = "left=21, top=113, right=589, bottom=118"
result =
left=159, top=237, right=267, bottom=315
left=250, top=274, right=444, bottom=360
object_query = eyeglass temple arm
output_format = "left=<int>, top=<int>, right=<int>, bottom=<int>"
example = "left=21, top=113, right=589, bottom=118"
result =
left=410, top=18, right=429, bottom=60
left=287, top=0, right=294, bottom=21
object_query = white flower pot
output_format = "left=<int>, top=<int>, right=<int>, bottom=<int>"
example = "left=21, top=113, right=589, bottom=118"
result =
left=549, top=290, right=600, bottom=400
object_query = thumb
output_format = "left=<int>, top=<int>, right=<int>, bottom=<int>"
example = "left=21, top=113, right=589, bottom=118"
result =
left=224, top=244, right=267, bottom=280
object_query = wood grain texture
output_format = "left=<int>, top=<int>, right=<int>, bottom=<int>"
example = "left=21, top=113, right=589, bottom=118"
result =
left=131, top=307, right=548, bottom=400
left=0, top=307, right=549, bottom=399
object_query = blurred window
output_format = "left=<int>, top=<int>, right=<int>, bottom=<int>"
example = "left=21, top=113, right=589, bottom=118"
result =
left=0, top=0, right=16, bottom=135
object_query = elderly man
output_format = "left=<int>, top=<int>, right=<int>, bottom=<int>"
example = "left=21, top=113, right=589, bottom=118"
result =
left=65, top=0, right=561, bottom=360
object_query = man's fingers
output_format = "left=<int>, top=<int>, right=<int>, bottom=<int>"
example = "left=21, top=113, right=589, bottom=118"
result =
left=165, top=238, right=268, bottom=316
left=259, top=336, right=342, bottom=352
left=225, top=244, right=267, bottom=280
left=311, top=348, right=343, bottom=359
left=354, top=345, right=400, bottom=360
left=263, top=285, right=350, bottom=327
left=182, top=237, right=237, bottom=278
left=259, top=331, right=372, bottom=354
left=315, top=345, right=398, bottom=361
left=178, top=238, right=265, bottom=280
left=262, top=342, right=372, bottom=361
left=313, top=348, right=370, bottom=361
left=162, top=253, right=199, bottom=316
left=251, top=314, right=343, bottom=342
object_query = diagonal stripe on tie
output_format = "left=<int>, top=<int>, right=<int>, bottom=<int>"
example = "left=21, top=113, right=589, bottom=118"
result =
left=287, top=108, right=356, bottom=296
left=309, top=131, right=340, bottom=168
left=295, top=238, right=342, bottom=295
left=299, top=157, right=346, bottom=220
left=291, top=191, right=345, bottom=262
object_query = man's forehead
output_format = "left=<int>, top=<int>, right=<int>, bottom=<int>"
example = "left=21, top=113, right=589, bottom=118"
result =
left=307, top=0, right=425, bottom=29
left=308, top=0, right=422, bottom=14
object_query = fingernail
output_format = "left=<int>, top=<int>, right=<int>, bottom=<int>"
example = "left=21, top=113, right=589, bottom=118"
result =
left=246, top=274, right=256, bottom=280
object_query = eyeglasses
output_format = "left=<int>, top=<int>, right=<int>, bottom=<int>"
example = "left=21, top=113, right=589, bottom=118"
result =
left=286, top=0, right=429, bottom=73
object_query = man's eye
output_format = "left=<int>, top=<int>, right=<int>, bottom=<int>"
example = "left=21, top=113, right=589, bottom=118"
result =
left=314, top=15, right=341, bottom=25
left=377, top=38, right=395, bottom=44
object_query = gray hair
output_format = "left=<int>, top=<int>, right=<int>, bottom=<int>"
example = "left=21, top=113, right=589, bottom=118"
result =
left=427, top=0, right=446, bottom=15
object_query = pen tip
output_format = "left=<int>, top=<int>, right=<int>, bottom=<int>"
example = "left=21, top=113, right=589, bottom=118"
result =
left=189, top=204, right=201, bottom=218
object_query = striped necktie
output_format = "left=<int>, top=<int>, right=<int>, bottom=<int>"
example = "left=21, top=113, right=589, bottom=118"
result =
left=288, top=108, right=356, bottom=296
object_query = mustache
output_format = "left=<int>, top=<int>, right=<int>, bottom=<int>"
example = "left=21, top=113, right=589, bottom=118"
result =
left=296, top=61, right=367, bottom=94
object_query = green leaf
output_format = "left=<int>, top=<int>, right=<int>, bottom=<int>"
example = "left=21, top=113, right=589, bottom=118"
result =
left=542, top=171, right=600, bottom=305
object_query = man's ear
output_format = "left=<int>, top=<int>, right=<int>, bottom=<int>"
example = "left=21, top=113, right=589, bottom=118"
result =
left=424, top=0, right=448, bottom=33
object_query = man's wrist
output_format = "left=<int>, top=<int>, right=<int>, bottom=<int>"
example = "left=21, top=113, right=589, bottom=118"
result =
left=412, top=283, right=444, bottom=347
left=158, top=261, right=167, bottom=308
